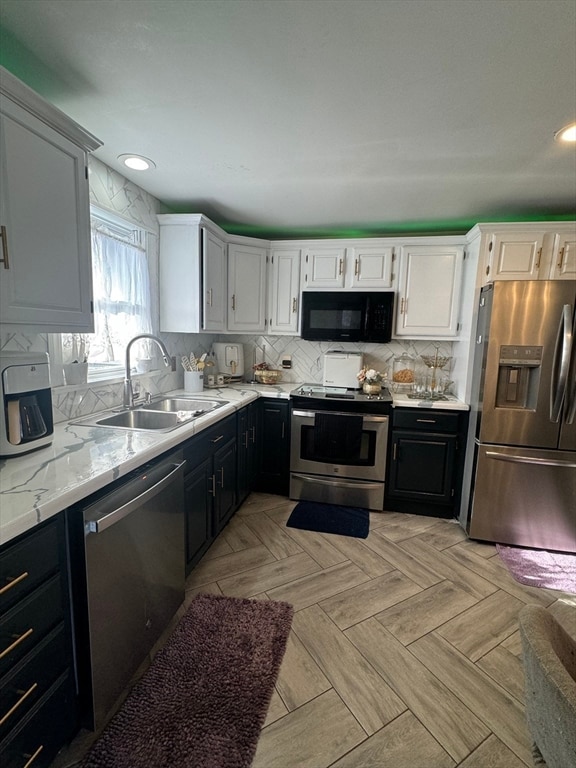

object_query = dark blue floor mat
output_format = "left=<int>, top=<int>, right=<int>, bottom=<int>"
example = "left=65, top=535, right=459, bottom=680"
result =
left=286, top=501, right=370, bottom=539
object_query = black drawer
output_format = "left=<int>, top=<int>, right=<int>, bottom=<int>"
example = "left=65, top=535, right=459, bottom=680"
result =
left=0, top=576, right=64, bottom=679
left=0, top=624, right=69, bottom=742
left=184, top=414, right=236, bottom=469
left=392, top=409, right=460, bottom=433
left=0, top=521, right=59, bottom=614
left=0, top=669, right=77, bottom=768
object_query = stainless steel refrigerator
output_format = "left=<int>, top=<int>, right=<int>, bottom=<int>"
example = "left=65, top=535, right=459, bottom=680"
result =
left=460, top=280, right=576, bottom=553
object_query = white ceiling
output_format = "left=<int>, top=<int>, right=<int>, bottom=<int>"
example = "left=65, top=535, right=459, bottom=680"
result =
left=1, top=0, right=575, bottom=238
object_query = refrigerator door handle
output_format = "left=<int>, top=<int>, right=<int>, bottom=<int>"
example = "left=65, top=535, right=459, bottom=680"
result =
left=550, top=304, right=573, bottom=423
left=485, top=450, right=576, bottom=469
left=565, top=308, right=576, bottom=425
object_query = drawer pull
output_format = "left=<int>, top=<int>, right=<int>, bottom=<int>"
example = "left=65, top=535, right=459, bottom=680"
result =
left=0, top=682, right=38, bottom=726
left=0, top=628, right=34, bottom=659
left=416, top=419, right=436, bottom=423
left=23, top=745, right=44, bottom=768
left=210, top=434, right=224, bottom=443
left=0, top=571, right=29, bottom=595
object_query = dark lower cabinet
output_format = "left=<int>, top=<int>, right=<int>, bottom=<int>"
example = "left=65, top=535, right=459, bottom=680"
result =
left=237, top=400, right=260, bottom=505
left=386, top=407, right=468, bottom=518
left=182, top=414, right=237, bottom=573
left=0, top=515, right=78, bottom=768
left=254, top=399, right=290, bottom=496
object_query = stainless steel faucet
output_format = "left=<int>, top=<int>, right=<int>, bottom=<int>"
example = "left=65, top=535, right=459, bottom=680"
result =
left=123, top=334, right=172, bottom=407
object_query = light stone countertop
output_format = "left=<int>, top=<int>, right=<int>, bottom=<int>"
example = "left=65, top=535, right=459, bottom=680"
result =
left=0, top=380, right=467, bottom=546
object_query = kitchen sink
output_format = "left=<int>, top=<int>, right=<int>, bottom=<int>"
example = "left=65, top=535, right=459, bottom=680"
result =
left=142, top=397, right=225, bottom=414
left=70, top=398, right=227, bottom=432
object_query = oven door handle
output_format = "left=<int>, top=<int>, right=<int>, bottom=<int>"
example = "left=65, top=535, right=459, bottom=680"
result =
left=290, top=472, right=384, bottom=490
left=291, top=409, right=388, bottom=423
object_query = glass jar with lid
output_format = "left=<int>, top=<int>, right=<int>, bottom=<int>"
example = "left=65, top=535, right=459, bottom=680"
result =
left=392, top=353, right=415, bottom=391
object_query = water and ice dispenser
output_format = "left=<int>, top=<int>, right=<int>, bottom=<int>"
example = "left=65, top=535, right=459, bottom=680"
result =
left=495, top=345, right=542, bottom=410
left=0, top=352, right=54, bottom=457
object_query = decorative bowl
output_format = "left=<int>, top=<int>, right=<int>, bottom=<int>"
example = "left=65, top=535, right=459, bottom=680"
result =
left=255, top=369, right=282, bottom=385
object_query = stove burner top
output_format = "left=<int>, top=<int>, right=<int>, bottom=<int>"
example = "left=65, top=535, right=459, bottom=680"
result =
left=292, top=384, right=392, bottom=406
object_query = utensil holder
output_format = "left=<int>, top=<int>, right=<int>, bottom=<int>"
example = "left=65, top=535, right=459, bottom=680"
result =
left=184, top=371, right=204, bottom=392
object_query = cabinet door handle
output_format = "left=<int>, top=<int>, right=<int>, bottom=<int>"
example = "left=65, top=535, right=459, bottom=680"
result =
left=0, top=628, right=34, bottom=659
left=206, top=288, right=213, bottom=307
left=292, top=297, right=297, bottom=313
left=231, top=294, right=236, bottom=311
left=338, top=258, right=343, bottom=276
left=23, top=746, right=44, bottom=768
left=218, top=467, right=224, bottom=488
left=0, top=225, right=9, bottom=270
left=0, top=682, right=38, bottom=726
left=243, top=431, right=249, bottom=449
left=354, top=258, right=359, bottom=276
left=210, top=434, right=224, bottom=443
left=557, top=247, right=565, bottom=269
left=393, top=443, right=398, bottom=461
left=250, top=425, right=256, bottom=443
left=208, top=474, right=216, bottom=496
left=281, top=422, right=285, bottom=439
left=535, top=247, right=542, bottom=269
left=400, top=298, right=405, bottom=314
left=0, top=571, right=28, bottom=595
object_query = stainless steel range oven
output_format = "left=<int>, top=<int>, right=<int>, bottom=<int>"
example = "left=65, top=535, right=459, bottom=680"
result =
left=290, top=385, right=392, bottom=510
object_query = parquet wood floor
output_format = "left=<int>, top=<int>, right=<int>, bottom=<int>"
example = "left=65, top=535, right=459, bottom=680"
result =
left=54, top=492, right=576, bottom=767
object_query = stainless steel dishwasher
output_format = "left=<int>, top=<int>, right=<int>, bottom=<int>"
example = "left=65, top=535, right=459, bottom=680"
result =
left=79, top=454, right=186, bottom=731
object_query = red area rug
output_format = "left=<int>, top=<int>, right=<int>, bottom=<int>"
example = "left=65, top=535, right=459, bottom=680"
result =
left=497, top=544, right=576, bottom=594
left=81, top=593, right=293, bottom=768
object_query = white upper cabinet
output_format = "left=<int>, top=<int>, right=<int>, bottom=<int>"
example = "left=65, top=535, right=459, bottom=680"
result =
left=302, top=246, right=346, bottom=288
left=549, top=232, right=576, bottom=280
left=475, top=223, right=576, bottom=285
left=268, top=248, right=301, bottom=335
left=395, top=244, right=464, bottom=338
left=299, top=239, right=395, bottom=289
left=158, top=214, right=227, bottom=333
left=348, top=245, right=394, bottom=288
left=0, top=68, right=101, bottom=332
left=227, top=243, right=268, bottom=333
left=202, top=228, right=227, bottom=331
left=485, top=229, right=547, bottom=282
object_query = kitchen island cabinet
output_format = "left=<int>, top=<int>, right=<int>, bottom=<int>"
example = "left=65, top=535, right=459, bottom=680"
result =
left=386, top=407, right=468, bottom=518
left=0, top=514, right=77, bottom=768
left=0, top=67, right=101, bottom=333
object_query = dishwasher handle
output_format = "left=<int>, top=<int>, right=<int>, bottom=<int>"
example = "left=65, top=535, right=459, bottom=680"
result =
left=84, top=460, right=186, bottom=535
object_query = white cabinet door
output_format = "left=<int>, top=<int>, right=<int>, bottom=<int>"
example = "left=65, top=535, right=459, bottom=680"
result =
left=348, top=245, right=394, bottom=288
left=202, top=228, right=226, bottom=331
left=0, top=96, right=94, bottom=332
left=550, top=233, right=576, bottom=280
left=484, top=230, right=546, bottom=282
left=302, top=246, right=346, bottom=288
left=268, top=248, right=301, bottom=334
left=228, top=243, right=267, bottom=332
left=396, top=245, right=464, bottom=337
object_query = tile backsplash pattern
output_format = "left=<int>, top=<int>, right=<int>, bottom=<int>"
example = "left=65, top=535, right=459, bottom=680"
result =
left=219, top=334, right=454, bottom=387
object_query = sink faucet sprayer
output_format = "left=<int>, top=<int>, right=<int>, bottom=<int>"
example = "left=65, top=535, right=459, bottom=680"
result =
left=124, top=334, right=172, bottom=407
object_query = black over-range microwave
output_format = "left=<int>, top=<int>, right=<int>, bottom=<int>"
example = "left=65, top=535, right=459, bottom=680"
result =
left=300, top=291, right=394, bottom=342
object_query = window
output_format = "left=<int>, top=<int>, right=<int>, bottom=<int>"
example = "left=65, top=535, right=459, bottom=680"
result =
left=50, top=207, right=153, bottom=385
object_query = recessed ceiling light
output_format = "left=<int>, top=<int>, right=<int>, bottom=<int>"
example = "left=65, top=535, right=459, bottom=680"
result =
left=554, top=123, right=576, bottom=143
left=117, top=154, right=156, bottom=171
